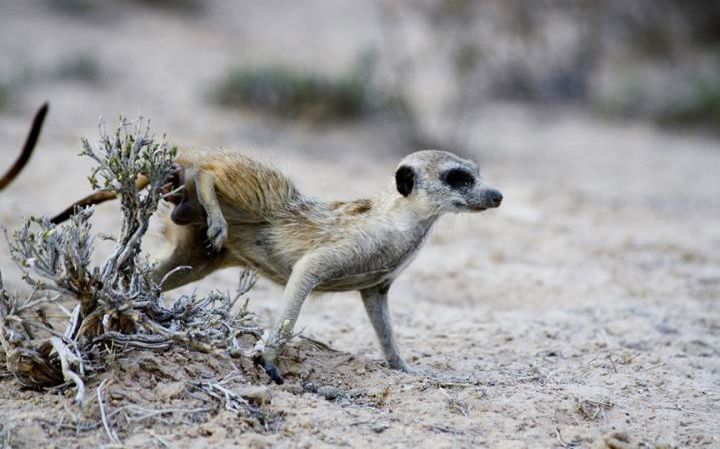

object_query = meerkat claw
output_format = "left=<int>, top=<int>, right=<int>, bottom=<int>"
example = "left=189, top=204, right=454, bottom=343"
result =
left=253, top=354, right=284, bottom=385
left=206, top=216, right=227, bottom=252
left=388, top=358, right=422, bottom=375
left=264, top=363, right=284, bottom=385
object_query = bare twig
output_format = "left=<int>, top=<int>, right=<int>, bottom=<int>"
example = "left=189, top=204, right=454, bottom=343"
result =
left=97, top=379, right=121, bottom=445
left=1, top=419, right=14, bottom=449
left=192, top=380, right=265, bottom=420
left=577, top=398, right=614, bottom=421
left=123, top=405, right=211, bottom=423
left=50, top=337, right=85, bottom=406
left=555, top=427, right=570, bottom=448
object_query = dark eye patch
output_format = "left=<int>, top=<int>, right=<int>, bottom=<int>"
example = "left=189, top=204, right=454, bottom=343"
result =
left=442, top=168, right=475, bottom=189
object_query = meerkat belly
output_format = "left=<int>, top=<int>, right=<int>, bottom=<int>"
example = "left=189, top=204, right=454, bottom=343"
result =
left=224, top=224, right=293, bottom=285
left=315, top=271, right=395, bottom=292
left=315, top=229, right=430, bottom=292
left=222, top=211, right=433, bottom=292
left=315, top=251, right=416, bottom=292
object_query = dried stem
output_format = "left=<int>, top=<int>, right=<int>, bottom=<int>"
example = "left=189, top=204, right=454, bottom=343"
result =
left=97, top=379, right=121, bottom=445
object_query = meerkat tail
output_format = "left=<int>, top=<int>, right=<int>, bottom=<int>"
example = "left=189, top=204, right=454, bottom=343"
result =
left=50, top=175, right=151, bottom=224
left=0, top=102, right=49, bottom=191
left=50, top=191, right=119, bottom=224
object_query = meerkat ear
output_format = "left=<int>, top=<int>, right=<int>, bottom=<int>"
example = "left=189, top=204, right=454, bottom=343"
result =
left=395, top=165, right=415, bottom=197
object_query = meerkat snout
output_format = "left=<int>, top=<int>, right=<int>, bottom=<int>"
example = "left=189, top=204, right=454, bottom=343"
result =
left=451, top=186, right=503, bottom=211
left=477, top=187, right=503, bottom=209
left=487, top=188, right=503, bottom=207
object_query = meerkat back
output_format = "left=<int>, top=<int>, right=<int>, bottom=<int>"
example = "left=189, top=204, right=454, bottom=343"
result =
left=176, top=149, right=298, bottom=224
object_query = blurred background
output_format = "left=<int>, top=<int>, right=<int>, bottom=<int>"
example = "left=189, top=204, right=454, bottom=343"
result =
left=1, top=0, right=719, bottom=330
left=1, top=0, right=719, bottom=218
left=0, top=0, right=720, bottom=138
left=2, top=0, right=720, bottom=154
left=1, top=2, right=719, bottom=446
left=1, top=0, right=719, bottom=311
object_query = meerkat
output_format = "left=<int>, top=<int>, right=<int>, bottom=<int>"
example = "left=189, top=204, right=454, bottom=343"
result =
left=50, top=148, right=502, bottom=383
left=155, top=149, right=503, bottom=381
left=0, top=103, right=48, bottom=191
left=4, top=105, right=503, bottom=382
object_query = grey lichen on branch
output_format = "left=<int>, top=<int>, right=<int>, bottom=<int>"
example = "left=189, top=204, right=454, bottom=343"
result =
left=0, top=116, right=266, bottom=420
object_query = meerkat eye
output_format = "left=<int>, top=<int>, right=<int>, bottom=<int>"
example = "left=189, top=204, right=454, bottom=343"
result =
left=442, top=168, right=475, bottom=189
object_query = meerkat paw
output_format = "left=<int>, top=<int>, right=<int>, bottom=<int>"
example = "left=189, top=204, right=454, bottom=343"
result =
left=253, top=353, right=284, bottom=385
left=206, top=214, right=228, bottom=251
left=252, top=340, right=285, bottom=385
left=388, top=357, right=422, bottom=374
left=262, top=358, right=284, bottom=385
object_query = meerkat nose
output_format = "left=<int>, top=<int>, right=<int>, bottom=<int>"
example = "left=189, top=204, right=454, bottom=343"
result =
left=487, top=189, right=503, bottom=207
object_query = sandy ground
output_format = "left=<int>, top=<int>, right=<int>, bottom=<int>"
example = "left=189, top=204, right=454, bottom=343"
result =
left=1, top=2, right=719, bottom=448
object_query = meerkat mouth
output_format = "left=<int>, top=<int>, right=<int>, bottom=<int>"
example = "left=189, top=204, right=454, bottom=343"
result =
left=454, top=201, right=487, bottom=211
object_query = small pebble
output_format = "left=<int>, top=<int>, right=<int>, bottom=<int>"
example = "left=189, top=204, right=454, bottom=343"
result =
left=316, top=385, right=345, bottom=400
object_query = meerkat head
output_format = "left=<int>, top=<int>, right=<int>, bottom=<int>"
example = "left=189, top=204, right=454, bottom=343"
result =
left=394, top=150, right=502, bottom=214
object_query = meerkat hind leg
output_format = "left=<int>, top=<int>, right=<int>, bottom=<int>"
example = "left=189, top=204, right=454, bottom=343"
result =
left=362, top=287, right=469, bottom=381
left=360, top=283, right=413, bottom=372
left=152, top=234, right=227, bottom=291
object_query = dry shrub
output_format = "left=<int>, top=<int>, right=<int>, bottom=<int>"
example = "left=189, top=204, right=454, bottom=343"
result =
left=0, top=117, right=269, bottom=429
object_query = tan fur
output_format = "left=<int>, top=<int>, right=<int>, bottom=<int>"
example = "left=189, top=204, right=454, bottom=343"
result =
left=175, top=149, right=297, bottom=221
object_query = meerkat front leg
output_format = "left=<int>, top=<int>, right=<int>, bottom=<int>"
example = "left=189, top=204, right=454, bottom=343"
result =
left=192, top=169, right=227, bottom=251
left=260, top=252, right=331, bottom=383
left=360, top=283, right=412, bottom=372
